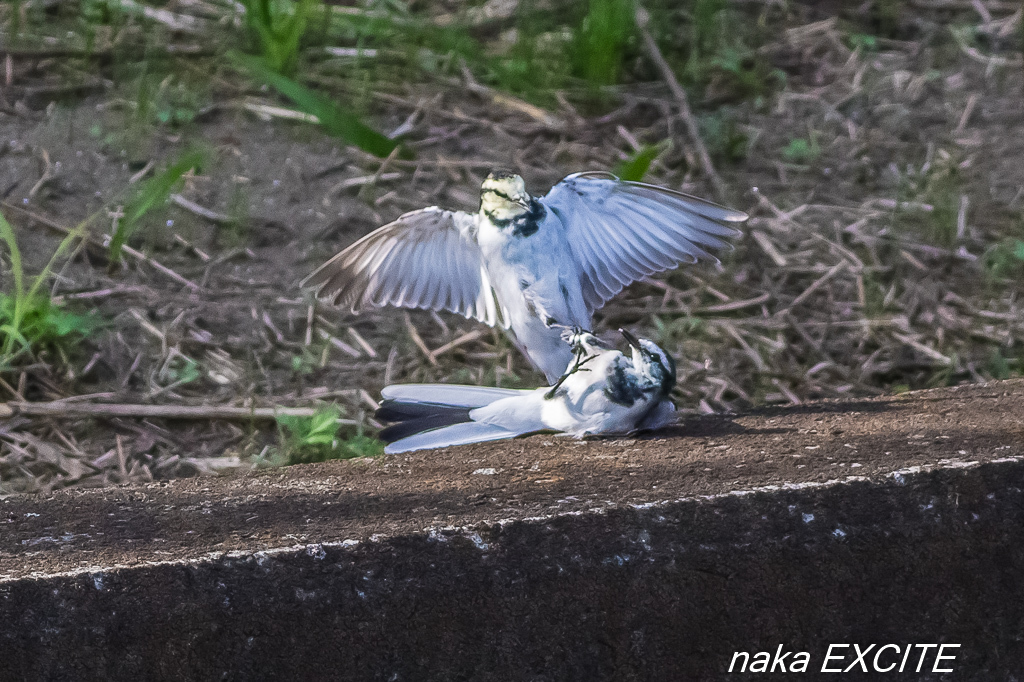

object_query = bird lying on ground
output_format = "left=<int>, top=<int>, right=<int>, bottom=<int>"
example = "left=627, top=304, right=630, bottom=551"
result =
left=304, top=170, right=746, bottom=383
left=375, top=328, right=677, bottom=454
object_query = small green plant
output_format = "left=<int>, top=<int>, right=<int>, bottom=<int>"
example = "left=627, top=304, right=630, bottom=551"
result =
left=700, top=113, right=749, bottom=162
left=781, top=136, right=820, bottom=164
left=0, top=213, right=95, bottom=369
left=650, top=314, right=705, bottom=349
left=488, top=19, right=570, bottom=103
left=124, top=67, right=203, bottom=159
left=290, top=350, right=317, bottom=376
left=985, top=348, right=1016, bottom=381
left=926, top=359, right=955, bottom=389
left=675, top=0, right=782, bottom=102
left=845, top=33, right=879, bottom=52
left=920, top=174, right=960, bottom=248
left=109, top=149, right=208, bottom=265
left=613, top=144, right=663, bottom=182
left=891, top=162, right=962, bottom=248
left=572, top=0, right=635, bottom=87
left=239, top=0, right=321, bottom=76
left=688, top=0, right=728, bottom=65
left=982, top=238, right=1024, bottom=281
left=158, top=354, right=202, bottom=391
left=860, top=270, right=888, bottom=317
left=153, top=80, right=203, bottom=127
left=276, top=405, right=383, bottom=465
left=219, top=183, right=252, bottom=247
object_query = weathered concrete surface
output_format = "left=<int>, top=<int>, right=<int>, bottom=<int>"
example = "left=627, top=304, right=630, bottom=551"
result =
left=2, top=380, right=1024, bottom=680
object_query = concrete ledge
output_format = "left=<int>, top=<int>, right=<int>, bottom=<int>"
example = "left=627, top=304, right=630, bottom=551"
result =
left=3, top=380, right=1024, bottom=680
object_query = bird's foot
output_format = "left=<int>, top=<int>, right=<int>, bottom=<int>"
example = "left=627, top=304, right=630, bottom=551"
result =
left=544, top=343, right=597, bottom=400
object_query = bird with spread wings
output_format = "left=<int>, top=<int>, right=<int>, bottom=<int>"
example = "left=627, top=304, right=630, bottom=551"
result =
left=304, top=171, right=747, bottom=382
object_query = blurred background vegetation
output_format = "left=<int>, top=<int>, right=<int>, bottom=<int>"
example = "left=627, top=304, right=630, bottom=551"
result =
left=0, top=0, right=1022, bottom=491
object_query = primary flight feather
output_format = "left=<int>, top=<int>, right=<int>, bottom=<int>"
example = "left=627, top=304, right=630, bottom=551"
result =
left=304, top=171, right=746, bottom=382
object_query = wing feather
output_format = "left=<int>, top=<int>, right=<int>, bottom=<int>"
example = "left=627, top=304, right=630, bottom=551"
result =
left=302, top=207, right=497, bottom=325
left=384, top=422, right=524, bottom=454
left=381, top=383, right=532, bottom=407
left=540, top=172, right=746, bottom=313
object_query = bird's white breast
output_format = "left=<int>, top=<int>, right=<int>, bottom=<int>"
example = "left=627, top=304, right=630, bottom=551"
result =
left=473, top=211, right=590, bottom=380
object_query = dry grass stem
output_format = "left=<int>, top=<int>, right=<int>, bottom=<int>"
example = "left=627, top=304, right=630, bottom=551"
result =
left=634, top=5, right=726, bottom=202
left=0, top=401, right=360, bottom=422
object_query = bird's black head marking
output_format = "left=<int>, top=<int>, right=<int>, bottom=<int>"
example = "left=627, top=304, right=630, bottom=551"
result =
left=604, top=359, right=645, bottom=406
left=511, top=199, right=545, bottom=237
left=485, top=212, right=513, bottom=228
left=486, top=169, right=518, bottom=181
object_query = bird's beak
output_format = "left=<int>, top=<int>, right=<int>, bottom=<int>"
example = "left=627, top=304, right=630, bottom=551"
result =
left=618, top=328, right=641, bottom=350
left=515, top=196, right=530, bottom=209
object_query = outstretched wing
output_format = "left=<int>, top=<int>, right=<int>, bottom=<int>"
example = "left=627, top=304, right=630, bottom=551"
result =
left=302, top=207, right=499, bottom=326
left=539, top=171, right=747, bottom=313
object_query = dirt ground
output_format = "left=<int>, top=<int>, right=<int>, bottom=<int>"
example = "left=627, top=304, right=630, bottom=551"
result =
left=3, top=378, right=1023, bottom=579
left=0, top=1, right=1022, bottom=493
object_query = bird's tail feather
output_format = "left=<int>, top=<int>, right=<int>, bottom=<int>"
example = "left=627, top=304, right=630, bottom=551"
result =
left=384, top=421, right=524, bottom=454
left=376, top=399, right=473, bottom=443
left=381, top=383, right=530, bottom=408
left=377, top=383, right=538, bottom=454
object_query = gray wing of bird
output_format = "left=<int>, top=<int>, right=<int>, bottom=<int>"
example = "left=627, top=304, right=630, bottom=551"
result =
left=382, top=383, right=532, bottom=408
left=538, top=171, right=748, bottom=314
left=302, top=207, right=500, bottom=326
left=385, top=422, right=524, bottom=454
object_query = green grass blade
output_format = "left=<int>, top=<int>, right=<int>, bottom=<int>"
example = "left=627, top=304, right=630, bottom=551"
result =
left=0, top=213, right=99, bottom=366
left=230, top=52, right=401, bottom=158
left=109, top=149, right=207, bottom=264
left=574, top=0, right=635, bottom=86
left=0, top=323, right=30, bottom=352
left=613, top=145, right=662, bottom=182
left=0, top=211, right=26, bottom=358
left=25, top=225, right=88, bottom=303
left=0, top=212, right=25, bottom=305
left=239, top=0, right=317, bottom=74
left=126, top=150, right=207, bottom=224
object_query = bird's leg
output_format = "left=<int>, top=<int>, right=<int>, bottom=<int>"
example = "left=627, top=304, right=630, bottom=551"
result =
left=545, top=340, right=597, bottom=400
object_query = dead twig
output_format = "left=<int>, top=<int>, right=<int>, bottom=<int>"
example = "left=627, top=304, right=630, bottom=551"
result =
left=326, top=172, right=403, bottom=199
left=949, top=26, right=1024, bottom=67
left=115, top=434, right=129, bottom=479
left=751, top=230, right=789, bottom=267
left=782, top=261, right=848, bottom=313
left=404, top=312, right=437, bottom=365
left=108, top=0, right=209, bottom=33
left=347, top=328, right=377, bottom=358
left=170, top=194, right=233, bottom=224
left=698, top=294, right=771, bottom=314
left=318, top=329, right=361, bottom=358
left=429, top=329, right=487, bottom=363
left=893, top=333, right=953, bottom=366
left=717, top=321, right=769, bottom=372
left=28, top=148, right=54, bottom=198
left=458, top=60, right=562, bottom=128
left=635, top=5, right=727, bottom=202
left=0, top=401, right=360, bottom=423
